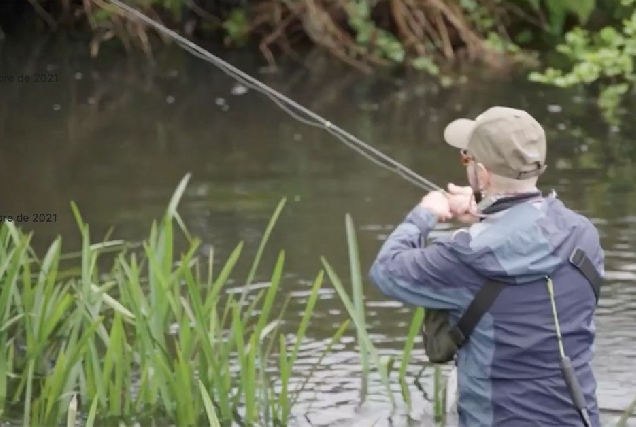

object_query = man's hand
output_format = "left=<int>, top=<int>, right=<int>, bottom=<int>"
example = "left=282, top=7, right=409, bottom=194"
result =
left=447, top=183, right=473, bottom=198
left=420, top=191, right=452, bottom=222
left=446, top=183, right=479, bottom=225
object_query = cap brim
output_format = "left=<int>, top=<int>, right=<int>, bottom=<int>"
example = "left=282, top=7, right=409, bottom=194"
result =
left=443, top=118, right=475, bottom=150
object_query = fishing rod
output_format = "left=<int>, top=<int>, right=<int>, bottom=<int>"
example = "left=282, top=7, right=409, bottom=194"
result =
left=105, top=0, right=442, bottom=193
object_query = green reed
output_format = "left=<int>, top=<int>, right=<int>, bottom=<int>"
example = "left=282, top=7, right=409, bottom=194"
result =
left=616, top=395, right=636, bottom=427
left=345, top=214, right=370, bottom=402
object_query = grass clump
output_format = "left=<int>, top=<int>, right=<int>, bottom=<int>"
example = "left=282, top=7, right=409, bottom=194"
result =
left=0, top=173, right=349, bottom=426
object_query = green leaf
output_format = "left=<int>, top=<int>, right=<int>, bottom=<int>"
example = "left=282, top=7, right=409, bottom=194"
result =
left=544, top=0, right=566, bottom=35
left=411, top=57, right=439, bottom=75
left=563, top=0, right=595, bottom=24
left=616, top=394, right=636, bottom=426
left=198, top=379, right=222, bottom=427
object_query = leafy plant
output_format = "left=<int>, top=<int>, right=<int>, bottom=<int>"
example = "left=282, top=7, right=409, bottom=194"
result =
left=540, top=0, right=596, bottom=36
left=223, top=9, right=250, bottom=45
left=529, top=0, right=636, bottom=124
left=346, top=0, right=405, bottom=63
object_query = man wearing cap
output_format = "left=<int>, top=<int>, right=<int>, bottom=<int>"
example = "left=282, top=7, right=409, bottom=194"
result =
left=369, top=107, right=604, bottom=426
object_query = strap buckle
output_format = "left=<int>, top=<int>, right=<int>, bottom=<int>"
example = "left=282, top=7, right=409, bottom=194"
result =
left=568, top=247, right=601, bottom=303
left=569, top=247, right=585, bottom=268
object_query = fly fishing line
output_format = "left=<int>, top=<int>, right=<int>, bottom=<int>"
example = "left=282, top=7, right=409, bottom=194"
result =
left=106, top=0, right=442, bottom=193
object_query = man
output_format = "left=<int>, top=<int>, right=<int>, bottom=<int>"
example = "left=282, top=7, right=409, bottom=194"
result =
left=369, top=107, right=604, bottom=426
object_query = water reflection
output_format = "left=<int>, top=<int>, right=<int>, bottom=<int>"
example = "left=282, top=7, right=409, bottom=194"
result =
left=1, top=36, right=635, bottom=425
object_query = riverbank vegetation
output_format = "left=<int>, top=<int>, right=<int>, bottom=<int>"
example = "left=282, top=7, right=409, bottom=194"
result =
left=1, top=0, right=636, bottom=121
left=529, top=0, right=636, bottom=125
left=0, top=174, right=442, bottom=426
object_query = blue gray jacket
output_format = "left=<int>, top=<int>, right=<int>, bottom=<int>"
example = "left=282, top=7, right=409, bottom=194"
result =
left=369, top=194, right=604, bottom=426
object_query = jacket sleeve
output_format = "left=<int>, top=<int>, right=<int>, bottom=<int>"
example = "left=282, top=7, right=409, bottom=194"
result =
left=369, top=204, right=470, bottom=311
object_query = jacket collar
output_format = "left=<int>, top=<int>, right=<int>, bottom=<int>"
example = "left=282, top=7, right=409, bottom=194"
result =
left=478, top=191, right=545, bottom=217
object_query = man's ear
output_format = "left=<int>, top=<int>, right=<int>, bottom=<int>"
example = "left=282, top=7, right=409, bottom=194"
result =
left=477, top=163, right=490, bottom=191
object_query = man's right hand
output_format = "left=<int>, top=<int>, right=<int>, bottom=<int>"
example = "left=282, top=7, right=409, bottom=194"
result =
left=446, top=183, right=479, bottom=225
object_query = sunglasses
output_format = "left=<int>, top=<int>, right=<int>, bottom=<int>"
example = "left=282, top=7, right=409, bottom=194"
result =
left=460, top=150, right=474, bottom=166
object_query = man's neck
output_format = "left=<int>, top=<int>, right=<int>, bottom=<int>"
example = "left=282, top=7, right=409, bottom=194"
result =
left=482, top=187, right=540, bottom=197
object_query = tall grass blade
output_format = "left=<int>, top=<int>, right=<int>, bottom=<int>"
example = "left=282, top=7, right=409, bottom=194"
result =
left=90, top=284, right=135, bottom=320
left=167, top=173, right=191, bottom=217
left=321, top=257, right=396, bottom=407
left=616, top=395, right=636, bottom=427
left=0, top=336, right=6, bottom=417
left=207, top=246, right=214, bottom=288
left=399, top=307, right=425, bottom=407
left=254, top=250, right=285, bottom=335
left=345, top=214, right=369, bottom=403
left=245, top=197, right=286, bottom=286
left=69, top=201, right=85, bottom=233
left=66, top=394, right=77, bottom=427
left=207, top=242, right=243, bottom=311
left=23, top=360, right=34, bottom=427
left=85, top=396, right=99, bottom=427
left=433, top=366, right=447, bottom=425
left=199, top=379, right=222, bottom=427
left=289, top=271, right=324, bottom=363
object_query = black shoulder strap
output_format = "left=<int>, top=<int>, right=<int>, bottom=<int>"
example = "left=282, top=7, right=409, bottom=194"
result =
left=448, top=279, right=506, bottom=348
left=447, top=249, right=602, bottom=351
left=569, top=247, right=602, bottom=303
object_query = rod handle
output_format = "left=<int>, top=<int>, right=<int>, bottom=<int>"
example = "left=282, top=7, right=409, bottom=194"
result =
left=560, top=356, right=591, bottom=427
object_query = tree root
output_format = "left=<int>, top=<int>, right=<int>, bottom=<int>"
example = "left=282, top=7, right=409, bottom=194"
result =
left=425, top=0, right=485, bottom=60
left=26, top=0, right=59, bottom=31
left=62, top=0, right=525, bottom=74
left=301, top=0, right=376, bottom=73
left=246, top=0, right=515, bottom=73
left=252, top=0, right=300, bottom=69
left=84, top=0, right=171, bottom=60
left=393, top=0, right=428, bottom=57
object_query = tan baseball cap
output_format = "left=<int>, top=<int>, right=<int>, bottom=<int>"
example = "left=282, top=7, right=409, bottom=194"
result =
left=443, top=106, right=547, bottom=180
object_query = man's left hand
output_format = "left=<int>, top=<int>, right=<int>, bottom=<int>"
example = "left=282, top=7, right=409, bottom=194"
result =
left=447, top=183, right=479, bottom=225
left=420, top=191, right=453, bottom=222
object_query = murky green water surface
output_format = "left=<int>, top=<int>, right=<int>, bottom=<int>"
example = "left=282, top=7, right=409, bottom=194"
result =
left=1, top=36, right=635, bottom=426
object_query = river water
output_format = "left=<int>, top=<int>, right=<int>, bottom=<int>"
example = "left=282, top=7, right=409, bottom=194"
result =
left=1, top=35, right=635, bottom=426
